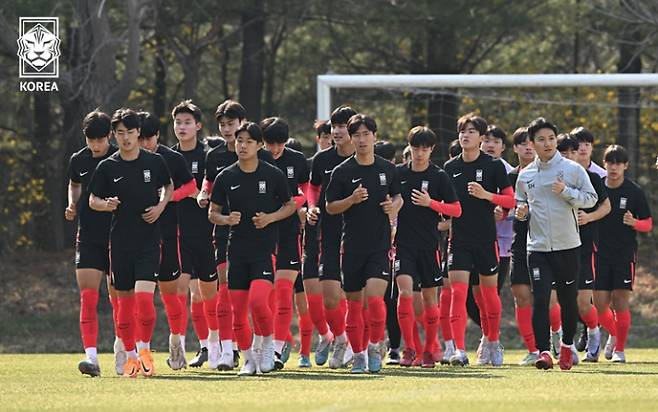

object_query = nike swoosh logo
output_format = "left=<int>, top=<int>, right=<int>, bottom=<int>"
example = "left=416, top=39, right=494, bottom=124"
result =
left=141, top=360, right=150, bottom=373
left=209, top=272, right=217, bottom=278
left=263, top=271, right=272, bottom=275
left=434, top=276, right=443, bottom=282
left=585, top=279, right=593, bottom=284
left=113, top=177, right=124, bottom=182
left=230, top=185, right=240, bottom=190
left=453, top=173, right=462, bottom=178
left=154, top=273, right=159, bottom=278
left=624, top=279, right=632, bottom=284
left=80, top=171, right=89, bottom=176
left=352, top=178, right=362, bottom=183
left=216, top=166, right=224, bottom=171
left=324, top=169, right=332, bottom=174
left=290, top=261, right=298, bottom=265
left=490, top=266, right=497, bottom=272
left=400, top=181, right=407, bottom=184
left=566, top=280, right=575, bottom=285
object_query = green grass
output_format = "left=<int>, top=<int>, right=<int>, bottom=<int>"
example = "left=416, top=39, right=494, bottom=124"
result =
left=2, top=350, right=658, bottom=411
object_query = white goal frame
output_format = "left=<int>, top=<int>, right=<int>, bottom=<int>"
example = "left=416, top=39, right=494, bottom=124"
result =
left=316, top=74, right=658, bottom=120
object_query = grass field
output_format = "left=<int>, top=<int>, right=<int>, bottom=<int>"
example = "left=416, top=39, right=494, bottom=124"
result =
left=2, top=349, right=658, bottom=411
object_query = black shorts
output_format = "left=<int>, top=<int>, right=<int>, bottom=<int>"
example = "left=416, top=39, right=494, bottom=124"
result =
left=294, top=273, right=304, bottom=294
left=394, top=245, right=443, bottom=289
left=110, top=247, right=160, bottom=291
left=448, top=240, right=499, bottom=276
left=579, top=249, right=596, bottom=290
left=275, top=232, right=301, bottom=271
left=510, top=248, right=530, bottom=286
left=302, top=223, right=320, bottom=280
left=227, top=256, right=275, bottom=290
left=158, top=236, right=181, bottom=282
left=213, top=226, right=229, bottom=266
left=319, top=223, right=342, bottom=283
left=180, top=235, right=217, bottom=282
left=75, top=241, right=110, bottom=272
left=342, top=250, right=390, bottom=293
left=594, top=259, right=635, bottom=291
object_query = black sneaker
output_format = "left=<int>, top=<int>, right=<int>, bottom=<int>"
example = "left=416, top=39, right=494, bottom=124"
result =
left=189, top=347, right=208, bottom=368
left=233, top=350, right=240, bottom=368
left=274, top=352, right=285, bottom=370
left=386, top=349, right=400, bottom=365
left=78, top=359, right=101, bottom=377
left=576, top=325, right=588, bottom=352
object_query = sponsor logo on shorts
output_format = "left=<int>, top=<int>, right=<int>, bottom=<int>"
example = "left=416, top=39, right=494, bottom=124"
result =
left=585, top=279, right=593, bottom=284
left=153, top=272, right=159, bottom=278
left=379, top=173, right=387, bottom=186
left=143, top=169, right=151, bottom=183
left=434, top=275, right=443, bottom=282
left=490, top=265, right=498, bottom=273
left=209, top=272, right=217, bottom=279
left=475, top=169, right=483, bottom=182
left=566, top=279, right=575, bottom=285
left=263, top=271, right=272, bottom=276
left=290, top=260, right=299, bottom=265
left=287, top=166, right=294, bottom=179
left=259, top=180, right=266, bottom=194
left=620, top=197, right=627, bottom=209
left=532, top=267, right=540, bottom=280
left=624, top=279, right=632, bottom=284
left=382, top=271, right=389, bottom=276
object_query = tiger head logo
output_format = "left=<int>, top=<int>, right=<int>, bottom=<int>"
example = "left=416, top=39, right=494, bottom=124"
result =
left=17, top=23, right=61, bottom=72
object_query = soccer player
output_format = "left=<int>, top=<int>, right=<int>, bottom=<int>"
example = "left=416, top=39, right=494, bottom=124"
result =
left=515, top=117, right=597, bottom=370
left=571, top=126, right=607, bottom=178
left=260, top=116, right=310, bottom=369
left=325, top=114, right=403, bottom=373
left=444, top=113, right=515, bottom=367
left=137, top=111, right=196, bottom=370
left=593, top=145, right=652, bottom=363
left=208, top=122, right=296, bottom=376
left=89, top=108, right=173, bottom=378
left=66, top=110, right=117, bottom=376
left=306, top=106, right=358, bottom=368
left=314, top=120, right=333, bottom=151
left=395, top=126, right=461, bottom=368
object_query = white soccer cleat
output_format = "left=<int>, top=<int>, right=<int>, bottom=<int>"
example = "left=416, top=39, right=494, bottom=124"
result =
left=329, top=340, right=348, bottom=369
left=611, top=351, right=626, bottom=363
left=166, top=334, right=187, bottom=370
left=217, top=351, right=234, bottom=371
left=259, top=340, right=276, bottom=373
left=604, top=335, right=617, bottom=360
left=113, top=336, right=127, bottom=375
left=476, top=336, right=491, bottom=365
left=208, top=341, right=221, bottom=369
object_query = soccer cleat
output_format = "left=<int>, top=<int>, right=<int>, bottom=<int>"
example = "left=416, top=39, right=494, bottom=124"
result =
left=367, top=342, right=383, bottom=373
left=583, top=328, right=601, bottom=362
left=575, top=324, right=588, bottom=352
left=314, top=335, right=333, bottom=366
left=411, top=356, right=423, bottom=367
left=558, top=346, right=573, bottom=371
left=604, top=335, right=616, bottom=360
left=274, top=352, right=285, bottom=371
left=476, top=336, right=491, bottom=365
left=233, top=350, right=240, bottom=368
left=351, top=352, right=367, bottom=374
left=421, top=352, right=435, bottom=368
left=122, top=357, right=141, bottom=378
left=343, top=343, right=355, bottom=367
left=432, top=346, right=443, bottom=363
left=535, top=351, right=554, bottom=370
left=441, top=345, right=456, bottom=365
left=400, top=349, right=415, bottom=367
left=386, top=349, right=400, bottom=365
left=571, top=344, right=580, bottom=366
left=260, top=340, right=276, bottom=373
left=329, top=340, right=348, bottom=369
left=139, top=349, right=156, bottom=377
left=113, top=337, right=127, bottom=375
left=281, top=341, right=292, bottom=364
left=189, top=347, right=208, bottom=368
left=298, top=354, right=312, bottom=368
left=449, top=349, right=469, bottom=367
left=217, top=352, right=234, bottom=371
left=611, top=351, right=626, bottom=363
left=208, top=341, right=221, bottom=369
left=489, top=341, right=504, bottom=367
left=519, top=352, right=539, bottom=366
left=238, top=359, right=257, bottom=376
left=78, top=358, right=101, bottom=377
left=550, top=330, right=562, bottom=359
left=166, top=335, right=187, bottom=370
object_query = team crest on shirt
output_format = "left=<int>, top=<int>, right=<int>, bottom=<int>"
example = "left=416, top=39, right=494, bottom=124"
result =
left=620, top=197, right=627, bottom=209
left=287, top=166, right=294, bottom=179
left=143, top=169, right=151, bottom=183
left=192, top=161, right=199, bottom=174
left=475, top=169, right=483, bottom=182
left=259, top=180, right=267, bottom=193
left=379, top=173, right=387, bottom=186
left=421, top=180, right=429, bottom=192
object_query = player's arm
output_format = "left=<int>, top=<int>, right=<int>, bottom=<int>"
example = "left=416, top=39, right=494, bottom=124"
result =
left=88, top=164, right=120, bottom=212
left=89, top=193, right=120, bottom=212
left=253, top=199, right=296, bottom=229
left=143, top=180, right=173, bottom=223
left=554, top=167, right=597, bottom=209
left=65, top=180, right=82, bottom=221
left=198, top=151, right=214, bottom=207
left=514, top=176, right=529, bottom=221
left=209, top=201, right=240, bottom=226
left=326, top=183, right=367, bottom=215
left=623, top=189, right=653, bottom=232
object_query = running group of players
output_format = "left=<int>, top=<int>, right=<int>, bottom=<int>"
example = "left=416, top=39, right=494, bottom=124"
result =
left=66, top=99, right=652, bottom=378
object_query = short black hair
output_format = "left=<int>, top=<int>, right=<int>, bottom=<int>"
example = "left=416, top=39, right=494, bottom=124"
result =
left=137, top=111, right=160, bottom=139
left=527, top=117, right=558, bottom=142
left=260, top=117, right=289, bottom=144
left=82, top=109, right=111, bottom=139
left=330, top=106, right=357, bottom=126
left=486, top=125, right=507, bottom=144
left=603, top=144, right=629, bottom=164
left=449, top=139, right=462, bottom=158
left=402, top=145, right=411, bottom=161
left=457, top=112, right=487, bottom=135
left=215, top=100, right=247, bottom=122
left=235, top=121, right=263, bottom=143
left=285, top=138, right=303, bottom=152
left=407, top=126, right=436, bottom=148
left=570, top=126, right=594, bottom=144
left=347, top=114, right=377, bottom=136
left=556, top=133, right=578, bottom=152
left=111, top=108, right=141, bottom=131
left=172, top=99, right=202, bottom=123
left=374, top=141, right=396, bottom=161
left=512, top=127, right=529, bottom=146
left=205, top=135, right=226, bottom=149
left=314, top=119, right=331, bottom=136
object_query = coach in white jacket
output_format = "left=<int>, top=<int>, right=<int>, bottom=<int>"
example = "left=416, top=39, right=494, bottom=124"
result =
left=515, top=117, right=597, bottom=371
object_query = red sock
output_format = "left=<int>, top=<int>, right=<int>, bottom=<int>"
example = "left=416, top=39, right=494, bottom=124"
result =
left=325, top=305, right=346, bottom=337
left=250, top=280, right=274, bottom=337
left=135, top=292, right=156, bottom=344
left=298, top=310, right=313, bottom=356
left=473, top=289, right=490, bottom=337
left=581, top=305, right=599, bottom=330
left=614, top=309, right=631, bottom=351
left=117, top=295, right=136, bottom=351
left=79, top=288, right=99, bottom=349
left=367, top=296, right=386, bottom=344
left=230, top=289, right=251, bottom=350
left=109, top=296, right=120, bottom=338
left=274, top=279, right=294, bottom=341
left=362, top=305, right=370, bottom=346
left=179, top=294, right=189, bottom=336
left=598, top=307, right=616, bottom=336
left=306, top=293, right=329, bottom=336
left=481, top=285, right=501, bottom=342
left=439, top=288, right=453, bottom=341
left=191, top=300, right=209, bottom=341
left=515, top=305, right=537, bottom=352
left=397, top=295, right=416, bottom=352
left=340, top=298, right=348, bottom=320
left=413, top=318, right=422, bottom=355
left=549, top=303, right=562, bottom=332
left=161, top=292, right=183, bottom=335
left=423, top=303, right=440, bottom=354
left=346, top=300, right=364, bottom=353
left=216, top=283, right=233, bottom=341
left=450, top=282, right=468, bottom=350
left=204, top=294, right=219, bottom=331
